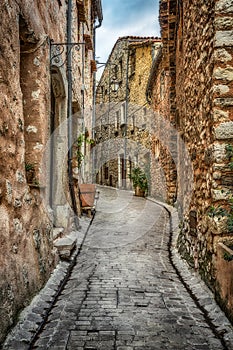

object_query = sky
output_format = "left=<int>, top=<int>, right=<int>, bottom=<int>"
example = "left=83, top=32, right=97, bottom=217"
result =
left=96, top=0, right=160, bottom=78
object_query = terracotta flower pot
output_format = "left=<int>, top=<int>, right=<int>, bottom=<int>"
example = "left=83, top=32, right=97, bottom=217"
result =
left=135, top=186, right=145, bottom=197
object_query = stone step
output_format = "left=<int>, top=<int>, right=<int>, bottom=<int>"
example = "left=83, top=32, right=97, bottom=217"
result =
left=53, top=227, right=64, bottom=240
left=54, top=235, right=77, bottom=260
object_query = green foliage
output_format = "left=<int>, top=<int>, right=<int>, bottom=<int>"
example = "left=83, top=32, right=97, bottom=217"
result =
left=129, top=167, right=148, bottom=192
left=223, top=252, right=233, bottom=262
left=33, top=179, right=40, bottom=186
left=228, top=216, right=233, bottom=232
left=207, top=145, right=233, bottom=233
left=25, top=163, right=35, bottom=171
left=226, top=144, right=233, bottom=170
left=208, top=205, right=227, bottom=218
left=208, top=196, right=233, bottom=233
left=76, top=133, right=94, bottom=169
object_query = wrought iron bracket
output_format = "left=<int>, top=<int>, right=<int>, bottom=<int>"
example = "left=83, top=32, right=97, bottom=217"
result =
left=50, top=40, right=85, bottom=68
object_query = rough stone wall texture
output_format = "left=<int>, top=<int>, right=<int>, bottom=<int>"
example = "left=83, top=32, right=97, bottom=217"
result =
left=0, top=1, right=66, bottom=343
left=129, top=42, right=161, bottom=106
left=0, top=0, right=98, bottom=343
left=95, top=37, right=161, bottom=190
left=175, top=0, right=233, bottom=319
left=175, top=0, right=215, bottom=281
left=148, top=0, right=233, bottom=321
left=211, top=0, right=233, bottom=319
left=147, top=46, right=178, bottom=204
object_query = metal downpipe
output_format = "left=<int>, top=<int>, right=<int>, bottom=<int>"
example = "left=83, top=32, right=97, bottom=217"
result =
left=67, top=0, right=79, bottom=229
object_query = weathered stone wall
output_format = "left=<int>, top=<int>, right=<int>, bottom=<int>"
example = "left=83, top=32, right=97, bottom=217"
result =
left=151, top=0, right=233, bottom=321
left=175, top=0, right=215, bottom=278
left=211, top=0, right=233, bottom=320
left=0, top=0, right=99, bottom=343
left=0, top=1, right=67, bottom=343
left=129, top=42, right=161, bottom=105
left=147, top=46, right=178, bottom=204
left=74, top=0, right=98, bottom=183
left=148, top=0, right=233, bottom=321
left=95, top=37, right=161, bottom=190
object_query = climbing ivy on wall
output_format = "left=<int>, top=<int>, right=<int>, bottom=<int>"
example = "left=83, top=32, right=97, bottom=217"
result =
left=208, top=144, right=233, bottom=233
left=225, top=144, right=233, bottom=170
left=76, top=133, right=94, bottom=169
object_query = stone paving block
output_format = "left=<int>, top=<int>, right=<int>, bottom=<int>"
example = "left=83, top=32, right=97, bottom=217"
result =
left=3, top=339, right=29, bottom=350
left=84, top=340, right=115, bottom=349
left=33, top=336, right=51, bottom=347
left=3, top=188, right=233, bottom=350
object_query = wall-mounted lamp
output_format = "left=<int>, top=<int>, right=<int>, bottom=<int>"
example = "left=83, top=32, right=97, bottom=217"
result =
left=111, top=81, right=119, bottom=93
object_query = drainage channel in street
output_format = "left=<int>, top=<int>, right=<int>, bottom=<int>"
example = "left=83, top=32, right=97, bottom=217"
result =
left=28, top=213, right=96, bottom=350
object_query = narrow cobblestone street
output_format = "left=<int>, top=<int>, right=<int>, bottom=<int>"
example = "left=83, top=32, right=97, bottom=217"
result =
left=32, top=187, right=231, bottom=350
left=2, top=1, right=233, bottom=348
left=3, top=187, right=233, bottom=350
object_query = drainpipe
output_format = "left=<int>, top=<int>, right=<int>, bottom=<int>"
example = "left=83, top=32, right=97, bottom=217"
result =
left=123, top=45, right=130, bottom=189
left=92, top=4, right=103, bottom=181
left=81, top=23, right=85, bottom=182
left=67, top=0, right=79, bottom=229
left=92, top=21, right=102, bottom=140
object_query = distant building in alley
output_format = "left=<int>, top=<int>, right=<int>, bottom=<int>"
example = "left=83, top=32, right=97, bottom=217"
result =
left=0, top=0, right=102, bottom=344
left=94, top=36, right=161, bottom=189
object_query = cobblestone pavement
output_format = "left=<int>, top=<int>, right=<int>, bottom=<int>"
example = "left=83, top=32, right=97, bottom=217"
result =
left=3, top=187, right=233, bottom=350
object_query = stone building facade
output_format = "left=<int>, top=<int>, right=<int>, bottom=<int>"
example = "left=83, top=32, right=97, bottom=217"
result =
left=94, top=36, right=161, bottom=189
left=0, top=0, right=102, bottom=344
left=147, top=0, right=233, bottom=321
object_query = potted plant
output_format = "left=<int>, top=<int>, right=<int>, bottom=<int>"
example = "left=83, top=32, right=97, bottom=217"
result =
left=129, top=167, right=148, bottom=197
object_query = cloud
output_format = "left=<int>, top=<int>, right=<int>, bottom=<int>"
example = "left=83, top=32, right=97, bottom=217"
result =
left=96, top=0, right=160, bottom=68
left=102, top=0, right=158, bottom=27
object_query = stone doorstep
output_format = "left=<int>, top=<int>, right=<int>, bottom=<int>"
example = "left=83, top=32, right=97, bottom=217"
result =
left=54, top=234, right=77, bottom=259
left=53, top=227, right=65, bottom=240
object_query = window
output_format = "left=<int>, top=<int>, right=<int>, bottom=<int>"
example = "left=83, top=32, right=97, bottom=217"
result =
left=139, top=75, right=142, bottom=85
left=113, top=65, right=118, bottom=79
left=120, top=103, right=125, bottom=125
left=77, top=1, right=87, bottom=23
left=129, top=50, right=136, bottom=76
left=104, top=165, right=109, bottom=180
left=101, top=86, right=104, bottom=100
left=119, top=59, right=123, bottom=80
left=160, top=71, right=165, bottom=99
left=115, top=110, right=120, bottom=129
left=130, top=115, right=135, bottom=133
left=128, top=156, right=132, bottom=178
left=132, top=115, right=135, bottom=129
left=154, top=140, right=160, bottom=160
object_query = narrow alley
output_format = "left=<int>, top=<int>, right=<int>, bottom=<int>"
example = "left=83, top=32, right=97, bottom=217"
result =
left=1, top=1, right=233, bottom=348
left=4, top=187, right=233, bottom=350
